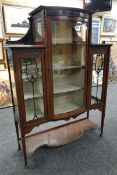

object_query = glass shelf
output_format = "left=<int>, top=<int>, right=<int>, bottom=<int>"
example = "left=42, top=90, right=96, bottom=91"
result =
left=22, top=75, right=42, bottom=81
left=52, top=42, right=86, bottom=46
left=53, top=64, right=83, bottom=70
left=72, top=42, right=86, bottom=45
left=22, top=65, right=41, bottom=71
left=54, top=84, right=83, bottom=94
left=92, top=82, right=102, bottom=87
left=53, top=65, right=85, bottom=80
left=54, top=101, right=80, bottom=114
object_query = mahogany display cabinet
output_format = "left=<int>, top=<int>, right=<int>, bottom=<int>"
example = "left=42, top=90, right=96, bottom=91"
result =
left=5, top=6, right=112, bottom=167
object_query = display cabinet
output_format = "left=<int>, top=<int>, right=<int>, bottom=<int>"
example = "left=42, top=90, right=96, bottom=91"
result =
left=5, top=6, right=112, bottom=167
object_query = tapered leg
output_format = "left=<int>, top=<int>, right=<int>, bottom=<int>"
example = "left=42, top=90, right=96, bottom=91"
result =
left=14, top=120, right=21, bottom=150
left=87, top=110, right=89, bottom=119
left=22, top=138, right=27, bottom=168
left=100, top=110, right=105, bottom=137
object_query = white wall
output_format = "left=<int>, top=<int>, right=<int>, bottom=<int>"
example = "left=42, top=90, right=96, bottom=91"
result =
left=1, top=0, right=117, bottom=15
left=110, top=0, right=117, bottom=17
left=1, top=0, right=83, bottom=8
left=33, top=0, right=83, bottom=8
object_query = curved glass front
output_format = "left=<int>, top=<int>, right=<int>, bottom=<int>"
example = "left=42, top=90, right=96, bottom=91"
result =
left=51, top=19, right=88, bottom=115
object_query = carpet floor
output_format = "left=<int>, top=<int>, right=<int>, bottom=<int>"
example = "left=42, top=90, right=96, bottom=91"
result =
left=0, top=83, right=117, bottom=175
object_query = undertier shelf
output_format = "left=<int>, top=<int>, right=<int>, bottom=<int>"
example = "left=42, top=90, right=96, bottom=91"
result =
left=19, top=118, right=98, bottom=156
left=54, top=84, right=83, bottom=94
left=26, top=109, right=44, bottom=121
left=54, top=101, right=81, bottom=114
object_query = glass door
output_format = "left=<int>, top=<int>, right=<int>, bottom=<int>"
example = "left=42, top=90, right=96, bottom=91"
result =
left=91, top=53, right=104, bottom=104
left=20, top=57, right=45, bottom=122
left=51, top=19, right=88, bottom=115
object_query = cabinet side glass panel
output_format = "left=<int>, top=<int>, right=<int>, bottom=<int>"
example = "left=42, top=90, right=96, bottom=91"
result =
left=7, top=50, right=19, bottom=117
left=21, top=58, right=44, bottom=121
left=91, top=53, right=104, bottom=104
left=51, top=19, right=88, bottom=115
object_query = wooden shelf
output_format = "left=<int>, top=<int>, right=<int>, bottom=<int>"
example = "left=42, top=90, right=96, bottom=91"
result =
left=92, top=82, right=102, bottom=87
left=72, top=42, right=86, bottom=45
left=24, top=92, right=43, bottom=100
left=54, top=84, right=83, bottom=94
left=54, top=101, right=81, bottom=114
left=22, top=65, right=41, bottom=71
left=52, top=42, right=86, bottom=46
left=53, top=65, right=82, bottom=70
left=22, top=76, right=42, bottom=81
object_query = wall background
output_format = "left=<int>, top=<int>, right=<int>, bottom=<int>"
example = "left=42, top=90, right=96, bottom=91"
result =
left=0, top=0, right=83, bottom=8
left=0, top=0, right=117, bottom=69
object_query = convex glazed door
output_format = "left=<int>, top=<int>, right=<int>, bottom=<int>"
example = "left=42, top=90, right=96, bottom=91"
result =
left=51, top=18, right=89, bottom=116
